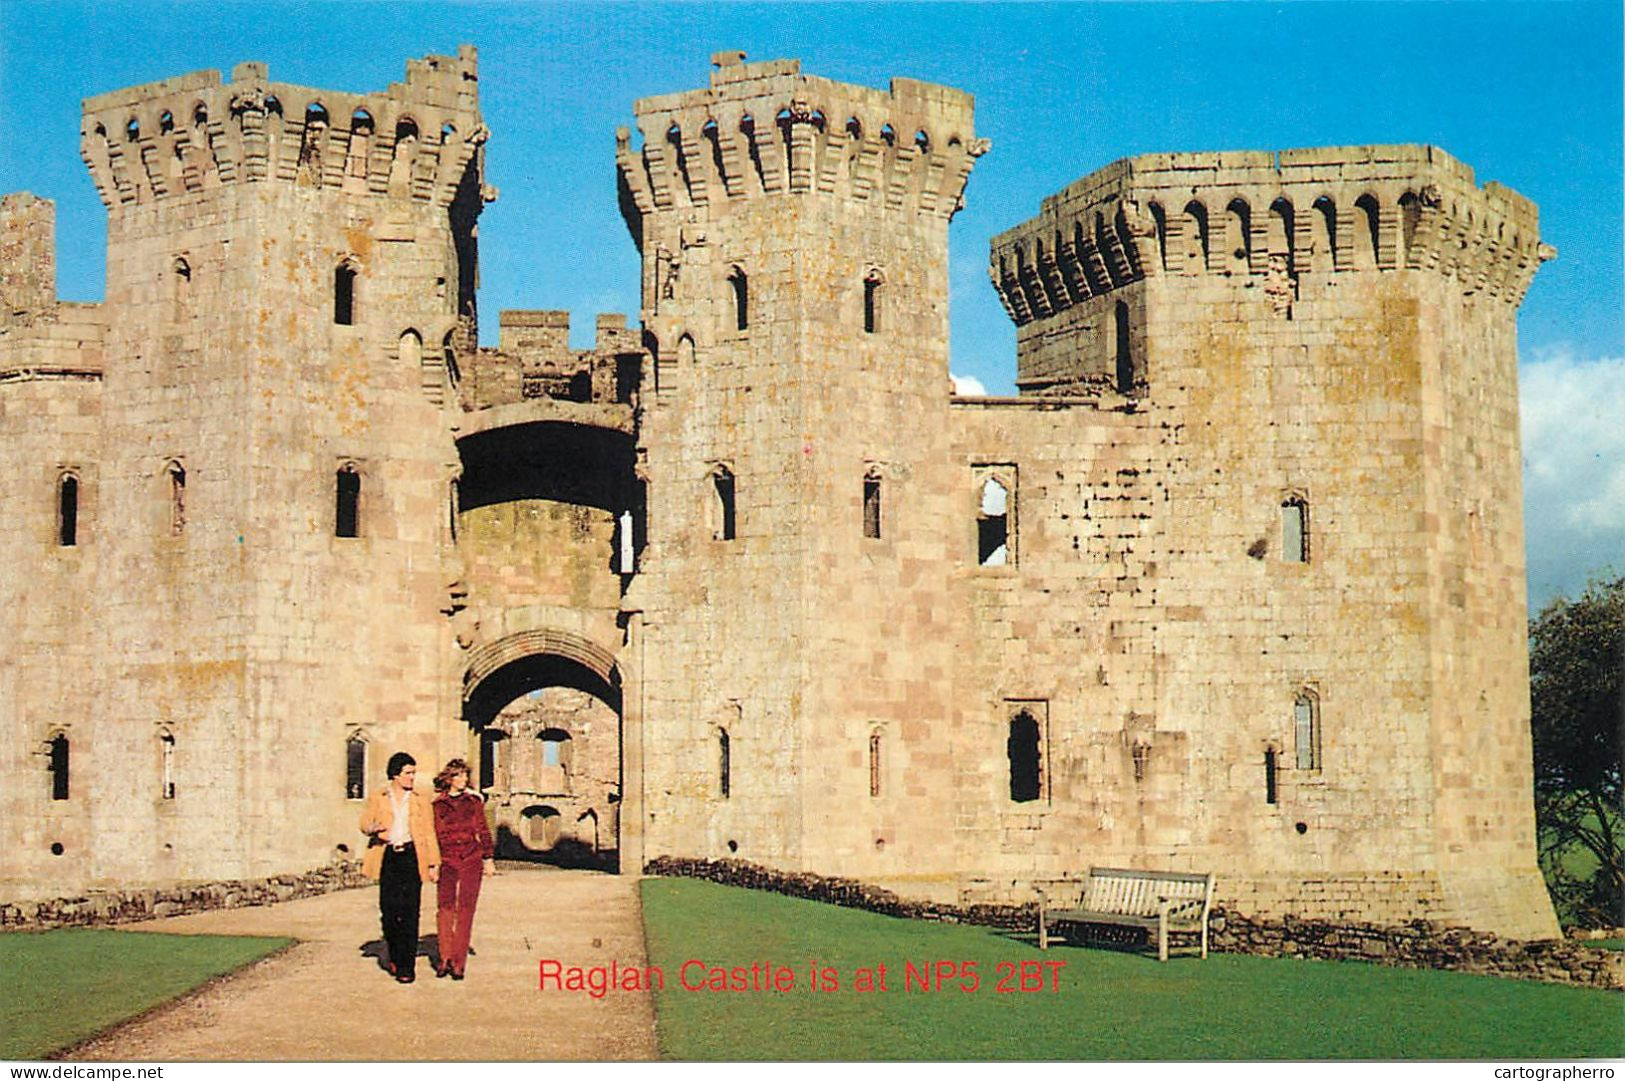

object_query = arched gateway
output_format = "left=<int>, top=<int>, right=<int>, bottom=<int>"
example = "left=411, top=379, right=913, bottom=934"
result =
left=462, top=629, right=637, bottom=872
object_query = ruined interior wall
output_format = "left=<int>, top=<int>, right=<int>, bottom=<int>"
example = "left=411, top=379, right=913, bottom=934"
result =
left=460, top=499, right=620, bottom=626
left=945, top=398, right=1160, bottom=895
left=484, top=688, right=620, bottom=856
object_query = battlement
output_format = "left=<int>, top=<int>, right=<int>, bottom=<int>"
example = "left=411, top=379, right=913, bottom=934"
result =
left=79, top=46, right=484, bottom=212
left=616, top=52, right=986, bottom=240
left=461, top=311, right=645, bottom=411
left=990, top=144, right=1552, bottom=326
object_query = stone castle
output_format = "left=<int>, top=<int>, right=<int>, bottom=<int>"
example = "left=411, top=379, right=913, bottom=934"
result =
left=0, top=46, right=1561, bottom=939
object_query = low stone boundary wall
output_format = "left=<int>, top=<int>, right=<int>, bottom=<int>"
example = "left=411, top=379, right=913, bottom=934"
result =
left=0, top=862, right=369, bottom=931
left=1212, top=910, right=1624, bottom=990
left=643, top=856, right=1033, bottom=929
left=645, top=856, right=1623, bottom=991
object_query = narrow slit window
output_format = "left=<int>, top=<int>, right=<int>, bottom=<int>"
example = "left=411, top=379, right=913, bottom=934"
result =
left=863, top=475, right=882, bottom=539
left=1007, top=711, right=1041, bottom=803
left=333, top=264, right=356, bottom=326
left=1264, top=748, right=1278, bottom=804
left=57, top=474, right=79, bottom=547
left=346, top=735, right=366, bottom=799
left=728, top=267, right=748, bottom=331
left=712, top=467, right=736, bottom=541
left=335, top=465, right=360, bottom=538
left=1114, top=301, right=1134, bottom=395
left=863, top=274, right=881, bottom=334
left=168, top=463, right=186, bottom=536
left=1281, top=498, right=1308, bottom=563
left=1295, top=695, right=1320, bottom=770
left=868, top=730, right=882, bottom=798
left=718, top=728, right=731, bottom=799
left=977, top=478, right=1009, bottom=566
left=160, top=732, right=176, bottom=799
left=49, top=734, right=69, bottom=800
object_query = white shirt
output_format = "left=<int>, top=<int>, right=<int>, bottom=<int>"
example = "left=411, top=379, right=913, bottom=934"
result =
left=386, top=787, right=413, bottom=846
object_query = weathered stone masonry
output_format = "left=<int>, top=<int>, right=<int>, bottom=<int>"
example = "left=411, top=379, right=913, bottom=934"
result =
left=1, top=48, right=1559, bottom=943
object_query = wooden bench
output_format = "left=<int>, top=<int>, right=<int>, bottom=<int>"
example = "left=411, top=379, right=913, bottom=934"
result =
left=1036, top=867, right=1215, bottom=962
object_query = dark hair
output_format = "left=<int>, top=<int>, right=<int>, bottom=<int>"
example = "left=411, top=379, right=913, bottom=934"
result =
left=386, top=751, right=416, bottom=779
left=434, top=757, right=471, bottom=793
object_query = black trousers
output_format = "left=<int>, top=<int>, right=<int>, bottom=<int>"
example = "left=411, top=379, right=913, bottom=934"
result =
left=379, top=844, right=422, bottom=977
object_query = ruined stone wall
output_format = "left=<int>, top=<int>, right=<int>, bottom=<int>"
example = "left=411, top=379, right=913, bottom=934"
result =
left=484, top=688, right=620, bottom=859
left=619, top=56, right=983, bottom=879
left=1, top=194, right=59, bottom=323
left=455, top=311, right=640, bottom=650
left=451, top=310, right=642, bottom=798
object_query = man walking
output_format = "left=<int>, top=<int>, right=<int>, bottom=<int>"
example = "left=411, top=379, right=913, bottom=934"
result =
left=360, top=751, right=440, bottom=983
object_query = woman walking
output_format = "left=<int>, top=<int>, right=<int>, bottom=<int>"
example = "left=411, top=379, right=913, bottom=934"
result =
left=431, top=758, right=494, bottom=980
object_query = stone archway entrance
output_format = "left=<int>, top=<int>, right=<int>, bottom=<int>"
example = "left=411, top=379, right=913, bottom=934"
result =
left=463, top=633, right=625, bottom=872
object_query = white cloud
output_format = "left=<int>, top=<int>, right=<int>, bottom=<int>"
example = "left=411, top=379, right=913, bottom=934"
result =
left=950, top=372, right=987, bottom=396
left=1520, top=349, right=1625, bottom=609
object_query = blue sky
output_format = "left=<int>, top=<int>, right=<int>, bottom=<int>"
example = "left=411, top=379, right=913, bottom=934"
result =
left=1, top=1, right=1620, bottom=606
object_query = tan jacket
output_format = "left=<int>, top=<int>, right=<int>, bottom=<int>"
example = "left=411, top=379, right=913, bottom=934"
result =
left=359, top=786, right=441, bottom=881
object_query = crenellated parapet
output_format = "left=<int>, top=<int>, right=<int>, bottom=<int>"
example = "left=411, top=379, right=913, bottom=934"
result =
left=78, top=46, right=486, bottom=212
left=616, top=52, right=986, bottom=245
left=990, top=145, right=1553, bottom=326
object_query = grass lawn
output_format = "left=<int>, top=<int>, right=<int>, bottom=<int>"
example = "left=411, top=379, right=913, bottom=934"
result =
left=641, top=878, right=1625, bottom=1060
left=0, top=928, right=292, bottom=1060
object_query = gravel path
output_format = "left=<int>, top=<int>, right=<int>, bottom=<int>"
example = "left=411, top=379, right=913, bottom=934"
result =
left=70, top=865, right=657, bottom=1061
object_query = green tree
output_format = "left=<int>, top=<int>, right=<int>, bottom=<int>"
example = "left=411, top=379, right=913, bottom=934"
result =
left=1530, top=575, right=1623, bottom=927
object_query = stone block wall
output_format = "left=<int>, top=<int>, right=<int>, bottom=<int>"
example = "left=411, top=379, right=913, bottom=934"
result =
left=620, top=55, right=986, bottom=882
left=971, top=146, right=1555, bottom=940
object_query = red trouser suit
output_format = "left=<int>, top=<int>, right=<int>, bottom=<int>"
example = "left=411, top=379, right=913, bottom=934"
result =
left=432, top=791, right=493, bottom=976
